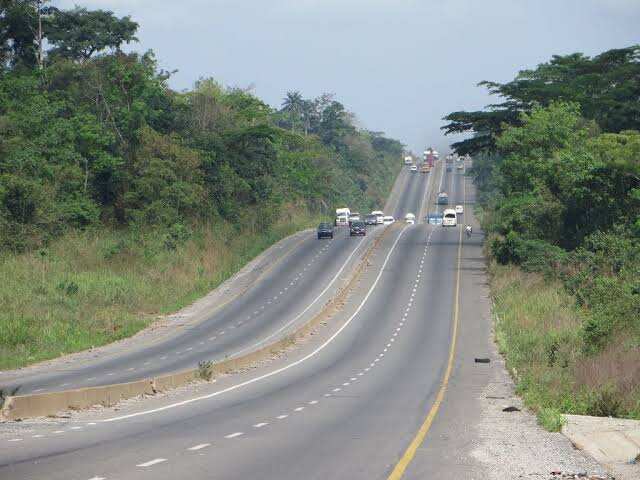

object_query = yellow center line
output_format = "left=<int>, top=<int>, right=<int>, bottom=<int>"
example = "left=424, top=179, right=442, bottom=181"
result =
left=386, top=171, right=465, bottom=480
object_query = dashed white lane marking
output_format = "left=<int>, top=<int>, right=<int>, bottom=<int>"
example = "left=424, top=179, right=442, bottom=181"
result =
left=294, top=407, right=305, bottom=412
left=387, top=343, right=392, bottom=347
left=127, top=367, right=135, bottom=371
left=332, top=387, right=342, bottom=392
left=8, top=438, right=23, bottom=442
left=342, top=382, right=350, bottom=386
left=224, top=432, right=244, bottom=439
left=253, top=422, right=269, bottom=428
left=53, top=430, right=64, bottom=434
left=32, top=434, right=44, bottom=438
left=101, top=230, right=406, bottom=423
left=70, top=426, right=82, bottom=430
left=61, top=383, right=69, bottom=387
left=209, top=336, right=216, bottom=341
left=88, top=476, right=106, bottom=480
left=33, top=388, right=44, bottom=392
left=137, top=458, right=167, bottom=467
left=308, top=400, right=318, bottom=405
left=220, top=331, right=225, bottom=335
left=323, top=393, right=332, bottom=397
left=393, top=332, right=398, bottom=337
left=276, top=414, right=289, bottom=419
left=358, top=372, right=364, bottom=376
left=350, top=377, right=357, bottom=381
left=88, top=422, right=97, bottom=426
left=188, top=443, right=211, bottom=451
left=383, top=348, right=388, bottom=352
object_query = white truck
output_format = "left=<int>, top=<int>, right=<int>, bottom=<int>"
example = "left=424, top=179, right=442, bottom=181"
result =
left=404, top=155, right=413, bottom=165
left=335, top=207, right=351, bottom=226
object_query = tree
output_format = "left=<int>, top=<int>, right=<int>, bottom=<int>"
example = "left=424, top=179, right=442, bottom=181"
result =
left=281, top=90, right=304, bottom=133
left=45, top=7, right=138, bottom=61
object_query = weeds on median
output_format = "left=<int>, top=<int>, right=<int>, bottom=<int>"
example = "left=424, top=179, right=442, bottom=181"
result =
left=198, top=360, right=214, bottom=382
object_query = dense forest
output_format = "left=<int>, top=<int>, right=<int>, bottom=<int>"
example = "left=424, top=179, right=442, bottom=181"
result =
left=0, top=2, right=403, bottom=368
left=0, top=2, right=403, bottom=252
left=444, top=47, right=640, bottom=421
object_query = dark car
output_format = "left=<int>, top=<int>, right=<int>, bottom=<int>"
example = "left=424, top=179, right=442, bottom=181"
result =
left=365, top=214, right=378, bottom=225
left=317, top=222, right=334, bottom=239
left=349, top=221, right=366, bottom=236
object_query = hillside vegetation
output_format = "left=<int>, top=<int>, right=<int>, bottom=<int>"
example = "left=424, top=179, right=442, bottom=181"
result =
left=0, top=3, right=403, bottom=369
left=445, top=46, right=640, bottom=421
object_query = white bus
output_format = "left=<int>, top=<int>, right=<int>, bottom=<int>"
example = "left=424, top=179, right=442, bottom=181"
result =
left=442, top=208, right=457, bottom=227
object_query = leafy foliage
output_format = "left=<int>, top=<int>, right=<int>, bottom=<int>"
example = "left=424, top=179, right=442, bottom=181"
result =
left=0, top=5, right=403, bottom=253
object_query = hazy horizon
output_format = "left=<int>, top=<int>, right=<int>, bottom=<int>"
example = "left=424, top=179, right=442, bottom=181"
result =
left=58, top=0, right=640, bottom=154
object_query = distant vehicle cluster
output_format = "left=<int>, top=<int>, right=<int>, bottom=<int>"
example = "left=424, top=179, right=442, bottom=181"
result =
left=318, top=206, right=418, bottom=240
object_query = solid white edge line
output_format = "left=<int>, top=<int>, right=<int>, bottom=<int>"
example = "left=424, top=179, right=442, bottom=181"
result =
left=102, top=227, right=408, bottom=423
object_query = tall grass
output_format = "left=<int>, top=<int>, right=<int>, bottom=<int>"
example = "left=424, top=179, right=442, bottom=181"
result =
left=0, top=214, right=320, bottom=370
left=491, top=262, right=640, bottom=423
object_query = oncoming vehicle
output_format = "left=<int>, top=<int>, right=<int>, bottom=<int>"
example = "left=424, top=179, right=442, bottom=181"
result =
left=410, top=164, right=418, bottom=172
left=365, top=214, right=378, bottom=225
left=404, top=213, right=415, bottom=224
left=317, top=223, right=334, bottom=239
left=349, top=221, right=366, bottom=236
left=383, top=215, right=395, bottom=225
left=371, top=210, right=384, bottom=224
left=442, top=208, right=457, bottom=227
left=455, top=205, right=464, bottom=214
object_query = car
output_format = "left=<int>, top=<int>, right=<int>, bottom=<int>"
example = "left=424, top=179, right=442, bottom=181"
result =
left=455, top=205, right=464, bottom=214
left=349, top=221, right=366, bottom=236
left=348, top=212, right=361, bottom=225
left=317, top=223, right=334, bottom=239
left=371, top=210, right=384, bottom=224
left=420, top=164, right=430, bottom=173
left=437, top=192, right=449, bottom=205
left=410, top=164, right=418, bottom=172
left=404, top=213, right=415, bottom=224
left=457, top=163, right=464, bottom=170
left=365, top=214, right=378, bottom=225
left=382, top=215, right=395, bottom=225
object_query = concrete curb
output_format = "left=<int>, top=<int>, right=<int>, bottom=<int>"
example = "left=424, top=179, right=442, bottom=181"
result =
left=0, top=225, right=389, bottom=421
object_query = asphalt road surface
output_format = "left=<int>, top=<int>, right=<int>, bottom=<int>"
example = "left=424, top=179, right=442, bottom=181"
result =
left=0, top=162, right=475, bottom=480
left=0, top=165, right=432, bottom=398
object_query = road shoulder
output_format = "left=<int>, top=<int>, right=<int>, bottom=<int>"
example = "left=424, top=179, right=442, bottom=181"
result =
left=403, top=191, right=609, bottom=479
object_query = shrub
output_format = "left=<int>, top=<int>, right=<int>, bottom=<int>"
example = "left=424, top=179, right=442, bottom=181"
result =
left=537, top=407, right=566, bottom=432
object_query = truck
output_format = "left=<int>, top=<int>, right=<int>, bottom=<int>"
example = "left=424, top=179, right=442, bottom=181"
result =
left=423, top=147, right=435, bottom=168
left=335, top=207, right=351, bottom=226
left=404, top=155, right=413, bottom=165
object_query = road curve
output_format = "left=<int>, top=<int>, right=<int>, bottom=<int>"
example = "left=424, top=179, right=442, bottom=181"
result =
left=0, top=163, right=467, bottom=480
left=0, top=166, right=428, bottom=397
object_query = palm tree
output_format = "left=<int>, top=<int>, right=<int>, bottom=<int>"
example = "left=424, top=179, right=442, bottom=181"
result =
left=281, top=91, right=304, bottom=133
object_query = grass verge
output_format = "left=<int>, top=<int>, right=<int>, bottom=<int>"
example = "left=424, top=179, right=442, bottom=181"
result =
left=0, top=213, right=320, bottom=370
left=490, top=262, right=640, bottom=427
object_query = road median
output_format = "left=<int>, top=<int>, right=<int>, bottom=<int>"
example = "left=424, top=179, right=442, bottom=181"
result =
left=1, top=224, right=390, bottom=421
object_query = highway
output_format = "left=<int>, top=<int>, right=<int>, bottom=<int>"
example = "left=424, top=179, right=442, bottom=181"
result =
left=0, top=166, right=431, bottom=396
left=0, top=162, right=471, bottom=479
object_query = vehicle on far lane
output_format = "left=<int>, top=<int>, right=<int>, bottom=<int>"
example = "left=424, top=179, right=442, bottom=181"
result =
left=335, top=214, right=349, bottom=226
left=457, top=163, right=464, bottom=170
left=349, top=221, right=366, bottom=236
left=410, top=164, right=418, bottom=172
left=365, top=214, right=378, bottom=225
left=383, top=215, right=395, bottom=225
left=317, top=222, right=334, bottom=239
left=348, top=212, right=361, bottom=225
left=420, top=164, right=430, bottom=173
left=443, top=208, right=458, bottom=227
left=404, top=213, right=415, bottom=224
left=455, top=205, right=464, bottom=214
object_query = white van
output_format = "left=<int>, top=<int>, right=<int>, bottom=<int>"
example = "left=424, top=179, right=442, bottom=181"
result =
left=335, top=207, right=351, bottom=218
left=442, top=209, right=457, bottom=227
left=335, top=214, right=349, bottom=226
left=371, top=210, right=384, bottom=225
left=404, top=213, right=416, bottom=224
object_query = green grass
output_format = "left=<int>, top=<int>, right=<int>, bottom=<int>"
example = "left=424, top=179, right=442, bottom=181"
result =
left=490, top=263, right=640, bottom=421
left=537, top=407, right=566, bottom=432
left=0, top=213, right=321, bottom=370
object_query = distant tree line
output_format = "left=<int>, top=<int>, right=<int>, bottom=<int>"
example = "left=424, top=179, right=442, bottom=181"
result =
left=443, top=46, right=640, bottom=355
left=0, top=1, right=403, bottom=251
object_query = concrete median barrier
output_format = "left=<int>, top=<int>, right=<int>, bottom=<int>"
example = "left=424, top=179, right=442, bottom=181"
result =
left=1, top=225, right=388, bottom=422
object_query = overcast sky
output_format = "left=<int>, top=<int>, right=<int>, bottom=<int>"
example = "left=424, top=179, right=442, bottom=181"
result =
left=58, top=0, right=639, bottom=154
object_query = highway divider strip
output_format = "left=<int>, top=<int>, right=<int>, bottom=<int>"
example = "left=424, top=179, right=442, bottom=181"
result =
left=1, top=226, right=391, bottom=422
